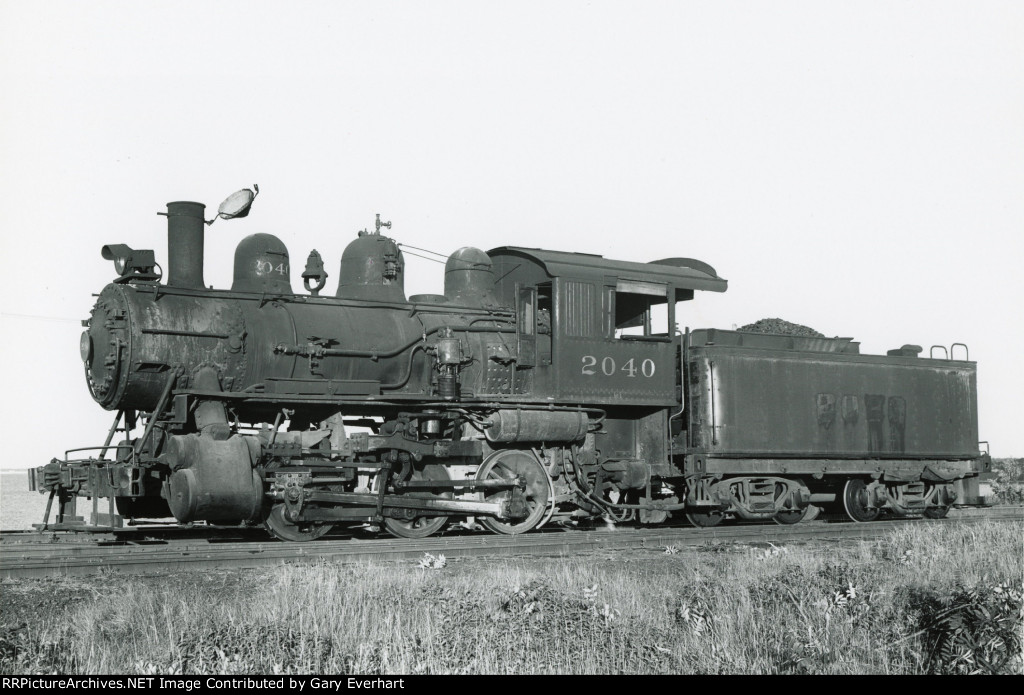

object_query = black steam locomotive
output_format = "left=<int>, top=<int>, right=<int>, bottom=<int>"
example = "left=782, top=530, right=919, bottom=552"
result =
left=30, top=187, right=991, bottom=540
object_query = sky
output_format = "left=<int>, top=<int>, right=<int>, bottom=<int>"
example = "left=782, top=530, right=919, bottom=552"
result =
left=0, top=0, right=1021, bottom=471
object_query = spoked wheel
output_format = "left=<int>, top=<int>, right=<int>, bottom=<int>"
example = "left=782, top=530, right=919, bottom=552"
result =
left=384, top=464, right=452, bottom=539
left=686, top=509, right=725, bottom=528
left=842, top=479, right=880, bottom=522
left=476, top=450, right=550, bottom=535
left=773, top=507, right=809, bottom=525
left=264, top=503, right=333, bottom=542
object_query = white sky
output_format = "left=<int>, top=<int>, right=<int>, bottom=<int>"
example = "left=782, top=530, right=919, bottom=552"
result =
left=1, top=0, right=1021, bottom=471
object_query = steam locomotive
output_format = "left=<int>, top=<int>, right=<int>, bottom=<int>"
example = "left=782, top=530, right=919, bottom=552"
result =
left=30, top=187, right=991, bottom=540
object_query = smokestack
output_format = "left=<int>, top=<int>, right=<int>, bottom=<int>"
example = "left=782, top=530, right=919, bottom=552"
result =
left=164, top=201, right=206, bottom=289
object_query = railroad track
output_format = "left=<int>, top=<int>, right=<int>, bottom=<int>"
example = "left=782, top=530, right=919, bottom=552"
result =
left=1, top=507, right=1020, bottom=579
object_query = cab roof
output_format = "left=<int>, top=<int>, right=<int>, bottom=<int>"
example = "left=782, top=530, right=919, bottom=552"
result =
left=487, top=246, right=728, bottom=296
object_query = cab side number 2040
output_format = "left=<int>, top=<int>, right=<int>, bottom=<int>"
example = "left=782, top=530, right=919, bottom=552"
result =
left=581, top=356, right=656, bottom=378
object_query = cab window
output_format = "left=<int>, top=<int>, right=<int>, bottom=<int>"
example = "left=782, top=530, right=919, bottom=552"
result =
left=613, top=280, right=669, bottom=339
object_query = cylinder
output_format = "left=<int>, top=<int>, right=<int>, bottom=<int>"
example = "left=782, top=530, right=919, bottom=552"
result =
left=166, top=201, right=206, bottom=289
left=484, top=410, right=588, bottom=443
left=163, top=434, right=263, bottom=523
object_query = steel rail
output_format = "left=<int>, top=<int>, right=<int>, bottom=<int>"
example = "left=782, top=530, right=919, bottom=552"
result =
left=1, top=507, right=1020, bottom=579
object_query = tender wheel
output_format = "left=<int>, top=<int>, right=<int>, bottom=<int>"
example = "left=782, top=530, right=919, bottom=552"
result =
left=476, top=450, right=550, bottom=534
left=842, top=479, right=880, bottom=522
left=384, top=464, right=452, bottom=539
left=264, top=504, right=333, bottom=542
left=924, top=505, right=951, bottom=519
left=686, top=509, right=725, bottom=528
left=773, top=507, right=808, bottom=525
left=772, top=478, right=813, bottom=525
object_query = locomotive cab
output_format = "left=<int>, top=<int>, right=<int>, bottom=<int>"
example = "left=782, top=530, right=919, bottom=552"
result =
left=487, top=246, right=726, bottom=407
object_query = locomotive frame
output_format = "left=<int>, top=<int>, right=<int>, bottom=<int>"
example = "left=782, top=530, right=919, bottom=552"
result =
left=30, top=187, right=991, bottom=539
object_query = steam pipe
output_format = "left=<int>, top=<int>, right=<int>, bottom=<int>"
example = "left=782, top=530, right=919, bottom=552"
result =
left=193, top=367, right=230, bottom=440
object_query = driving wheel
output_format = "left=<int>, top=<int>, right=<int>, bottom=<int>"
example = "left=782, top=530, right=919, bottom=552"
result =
left=264, top=503, right=333, bottom=542
left=476, top=450, right=550, bottom=534
left=384, top=464, right=452, bottom=539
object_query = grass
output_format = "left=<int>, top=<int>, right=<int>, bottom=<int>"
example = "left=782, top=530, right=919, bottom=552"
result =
left=991, top=458, right=1024, bottom=504
left=1, top=520, right=1021, bottom=675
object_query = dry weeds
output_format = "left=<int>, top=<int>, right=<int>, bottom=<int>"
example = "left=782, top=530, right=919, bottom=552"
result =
left=1, top=520, right=1020, bottom=675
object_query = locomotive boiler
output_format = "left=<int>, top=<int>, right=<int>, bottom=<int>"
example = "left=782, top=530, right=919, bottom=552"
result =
left=30, top=187, right=991, bottom=539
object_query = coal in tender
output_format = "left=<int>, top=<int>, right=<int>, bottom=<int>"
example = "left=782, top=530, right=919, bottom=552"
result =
left=737, top=318, right=824, bottom=337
